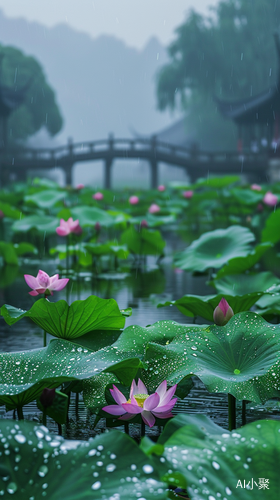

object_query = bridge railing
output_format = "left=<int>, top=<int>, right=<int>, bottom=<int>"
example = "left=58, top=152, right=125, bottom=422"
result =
left=2, top=138, right=269, bottom=164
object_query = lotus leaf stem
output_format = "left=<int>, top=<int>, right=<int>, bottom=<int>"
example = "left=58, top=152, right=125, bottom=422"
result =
left=228, top=393, right=236, bottom=430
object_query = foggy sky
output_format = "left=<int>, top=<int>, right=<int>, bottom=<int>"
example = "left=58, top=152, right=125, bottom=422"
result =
left=0, top=0, right=219, bottom=49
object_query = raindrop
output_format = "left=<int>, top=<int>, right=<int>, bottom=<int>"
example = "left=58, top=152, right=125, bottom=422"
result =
left=106, top=464, right=116, bottom=472
left=212, top=461, right=220, bottom=470
left=6, top=482, right=17, bottom=494
left=91, top=481, right=101, bottom=490
left=14, top=434, right=26, bottom=444
left=143, top=464, right=153, bottom=474
left=38, top=466, right=48, bottom=477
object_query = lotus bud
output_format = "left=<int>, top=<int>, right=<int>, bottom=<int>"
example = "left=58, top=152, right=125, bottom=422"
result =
left=140, top=219, right=148, bottom=228
left=213, top=298, right=234, bottom=326
left=95, top=222, right=101, bottom=231
left=40, top=388, right=56, bottom=408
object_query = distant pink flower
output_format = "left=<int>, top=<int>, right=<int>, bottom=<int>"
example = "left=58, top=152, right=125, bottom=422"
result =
left=95, top=222, right=101, bottom=231
left=183, top=190, right=193, bottom=199
left=93, top=192, right=104, bottom=201
left=24, top=270, right=69, bottom=297
left=76, top=184, right=84, bottom=190
left=103, top=379, right=177, bottom=428
left=250, top=184, right=262, bottom=191
left=148, top=203, right=160, bottom=214
left=56, top=218, right=82, bottom=236
left=213, top=298, right=234, bottom=326
left=0, top=210, right=4, bottom=219
left=158, top=185, right=165, bottom=192
left=263, top=191, right=278, bottom=207
left=129, top=196, right=139, bottom=205
left=140, top=220, right=148, bottom=228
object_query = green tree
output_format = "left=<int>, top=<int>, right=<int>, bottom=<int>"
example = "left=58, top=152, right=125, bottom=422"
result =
left=0, top=44, right=63, bottom=142
left=156, top=0, right=280, bottom=149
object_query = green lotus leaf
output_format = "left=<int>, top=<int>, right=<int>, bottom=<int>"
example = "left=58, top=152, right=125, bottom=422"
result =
left=0, top=420, right=167, bottom=500
left=0, top=337, right=143, bottom=409
left=82, top=320, right=189, bottom=412
left=0, top=265, right=18, bottom=288
left=157, top=292, right=263, bottom=322
left=192, top=175, right=240, bottom=188
left=24, top=189, right=65, bottom=208
left=156, top=414, right=280, bottom=499
left=0, top=201, right=21, bottom=219
left=0, top=242, right=18, bottom=265
left=215, top=242, right=273, bottom=279
left=1, top=296, right=125, bottom=338
left=143, top=312, right=280, bottom=404
left=71, top=206, right=115, bottom=227
left=213, top=271, right=280, bottom=295
left=14, top=242, right=38, bottom=256
left=174, top=226, right=255, bottom=272
left=12, top=215, right=59, bottom=234
left=261, top=208, right=280, bottom=244
left=230, top=187, right=263, bottom=205
left=120, top=226, right=165, bottom=256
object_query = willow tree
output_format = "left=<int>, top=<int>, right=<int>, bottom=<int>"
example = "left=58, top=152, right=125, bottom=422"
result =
left=0, top=44, right=63, bottom=143
left=156, top=0, right=280, bottom=149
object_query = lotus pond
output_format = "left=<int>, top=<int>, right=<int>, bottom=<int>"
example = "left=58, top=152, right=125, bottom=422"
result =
left=1, top=175, right=280, bottom=498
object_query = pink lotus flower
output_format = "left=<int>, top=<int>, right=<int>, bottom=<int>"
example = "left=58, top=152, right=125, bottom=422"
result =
left=93, top=192, right=104, bottom=201
left=250, top=184, right=262, bottom=191
left=148, top=203, right=160, bottom=214
left=24, top=270, right=69, bottom=296
left=263, top=191, right=278, bottom=207
left=56, top=218, right=82, bottom=236
left=213, top=298, right=234, bottom=326
left=76, top=184, right=84, bottom=190
left=102, top=379, right=177, bottom=428
left=129, top=195, right=139, bottom=205
left=183, top=190, right=193, bottom=199
left=158, top=185, right=165, bottom=192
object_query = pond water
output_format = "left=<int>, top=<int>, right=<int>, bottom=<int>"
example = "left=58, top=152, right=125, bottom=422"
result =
left=1, top=231, right=280, bottom=438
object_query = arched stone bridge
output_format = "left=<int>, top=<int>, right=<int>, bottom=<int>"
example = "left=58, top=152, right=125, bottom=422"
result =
left=1, top=136, right=270, bottom=187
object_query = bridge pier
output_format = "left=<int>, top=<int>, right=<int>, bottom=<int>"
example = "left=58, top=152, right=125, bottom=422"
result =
left=150, top=159, right=158, bottom=189
left=104, top=157, right=113, bottom=189
left=64, top=164, right=73, bottom=187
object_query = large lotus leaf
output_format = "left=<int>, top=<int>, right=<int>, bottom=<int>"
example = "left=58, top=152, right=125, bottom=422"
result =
left=261, top=208, right=280, bottom=244
left=32, top=176, right=60, bottom=188
left=120, top=226, right=165, bottom=256
left=24, top=189, right=65, bottom=208
left=156, top=414, right=280, bottom=499
left=1, top=295, right=125, bottom=338
left=0, top=420, right=167, bottom=500
left=174, top=226, right=255, bottom=272
left=0, top=265, right=18, bottom=288
left=215, top=243, right=273, bottom=279
left=143, top=312, right=280, bottom=403
left=157, top=292, right=263, bottom=322
left=84, top=241, right=129, bottom=259
left=14, top=242, right=38, bottom=256
left=192, top=175, right=240, bottom=188
left=0, top=201, right=21, bottom=219
left=0, top=242, right=18, bottom=265
left=81, top=320, right=192, bottom=411
left=213, top=271, right=280, bottom=296
left=0, top=337, right=143, bottom=409
left=71, top=206, right=115, bottom=227
left=12, top=215, right=59, bottom=234
left=229, top=187, right=263, bottom=205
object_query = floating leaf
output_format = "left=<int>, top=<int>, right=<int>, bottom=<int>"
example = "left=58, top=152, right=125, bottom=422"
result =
left=144, top=312, right=280, bottom=404
left=1, top=296, right=125, bottom=338
left=213, top=271, right=280, bottom=295
left=71, top=206, right=115, bottom=227
left=261, top=208, right=280, bottom=244
left=174, top=226, right=255, bottom=272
